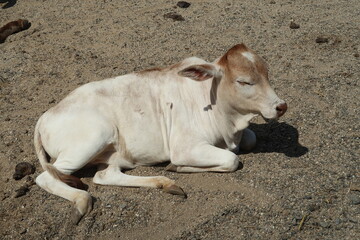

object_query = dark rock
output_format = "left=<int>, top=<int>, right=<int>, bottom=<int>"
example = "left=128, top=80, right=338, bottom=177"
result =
left=5, top=117, right=10, bottom=121
left=316, top=37, right=329, bottom=44
left=177, top=1, right=191, bottom=8
left=15, top=186, right=29, bottom=198
left=270, top=0, right=276, bottom=4
left=25, top=176, right=35, bottom=186
left=348, top=217, right=358, bottom=223
left=319, top=221, right=331, bottom=228
left=163, top=12, right=185, bottom=21
left=307, top=203, right=320, bottom=212
left=334, top=218, right=341, bottom=225
left=349, top=194, right=360, bottom=205
left=289, top=22, right=300, bottom=29
left=354, top=53, right=359, bottom=58
left=13, top=162, right=35, bottom=180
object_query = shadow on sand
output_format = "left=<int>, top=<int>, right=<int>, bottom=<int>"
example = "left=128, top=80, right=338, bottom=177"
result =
left=243, top=122, right=308, bottom=157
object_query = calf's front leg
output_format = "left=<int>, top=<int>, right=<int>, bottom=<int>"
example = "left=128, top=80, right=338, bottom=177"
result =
left=167, top=143, right=240, bottom=173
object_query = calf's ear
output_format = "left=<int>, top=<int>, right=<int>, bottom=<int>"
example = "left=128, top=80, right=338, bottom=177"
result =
left=178, top=64, right=217, bottom=81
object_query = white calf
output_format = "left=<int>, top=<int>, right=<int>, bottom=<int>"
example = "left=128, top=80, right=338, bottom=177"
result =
left=35, top=44, right=287, bottom=224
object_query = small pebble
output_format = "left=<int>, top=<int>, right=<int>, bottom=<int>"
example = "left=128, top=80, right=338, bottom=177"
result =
left=270, top=0, right=276, bottom=4
left=290, top=22, right=300, bottom=29
left=348, top=217, right=358, bottom=223
left=316, top=37, right=329, bottom=44
left=163, top=12, right=185, bottom=21
left=349, top=194, right=360, bottom=205
left=354, top=53, right=359, bottom=58
left=177, top=1, right=191, bottom=8
left=319, top=222, right=330, bottom=228
left=15, top=186, right=29, bottom=198
left=25, top=176, right=35, bottom=186
left=319, top=221, right=331, bottom=228
left=334, top=218, right=341, bottom=225
left=5, top=117, right=10, bottom=121
left=307, top=203, right=319, bottom=212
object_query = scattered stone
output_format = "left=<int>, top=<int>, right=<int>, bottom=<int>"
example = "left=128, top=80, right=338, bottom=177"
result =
left=334, top=218, right=341, bottom=225
left=350, top=182, right=360, bottom=191
left=354, top=53, right=359, bottom=58
left=2, top=192, right=10, bottom=201
left=270, top=0, right=276, bottom=4
left=316, top=37, right=329, bottom=44
left=119, top=203, right=127, bottom=210
left=348, top=217, right=358, bottom=223
left=177, top=1, right=191, bottom=8
left=307, top=203, right=320, bottom=212
left=13, top=162, right=35, bottom=180
left=20, top=228, right=27, bottom=234
left=163, top=12, right=185, bottom=21
left=5, top=116, right=10, bottom=121
left=319, top=221, right=331, bottom=228
left=14, top=186, right=29, bottom=198
left=349, top=194, right=360, bottom=205
left=290, top=21, right=300, bottom=29
left=303, top=195, right=312, bottom=199
left=25, top=176, right=36, bottom=186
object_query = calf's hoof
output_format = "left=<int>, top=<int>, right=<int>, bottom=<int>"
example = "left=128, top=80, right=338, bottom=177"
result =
left=163, top=184, right=187, bottom=198
left=71, top=194, right=93, bottom=225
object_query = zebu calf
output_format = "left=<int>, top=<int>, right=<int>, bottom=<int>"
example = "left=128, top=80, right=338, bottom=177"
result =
left=35, top=44, right=287, bottom=224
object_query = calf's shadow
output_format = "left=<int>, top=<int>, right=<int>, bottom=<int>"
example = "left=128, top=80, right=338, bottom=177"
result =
left=241, top=122, right=308, bottom=157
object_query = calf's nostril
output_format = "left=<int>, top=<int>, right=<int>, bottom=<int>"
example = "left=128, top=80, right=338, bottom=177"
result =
left=276, top=103, right=287, bottom=117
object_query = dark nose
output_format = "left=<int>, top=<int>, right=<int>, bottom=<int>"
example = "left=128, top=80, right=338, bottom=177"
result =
left=276, top=102, right=287, bottom=117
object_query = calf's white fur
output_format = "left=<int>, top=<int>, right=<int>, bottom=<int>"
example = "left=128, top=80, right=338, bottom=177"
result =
left=35, top=44, right=287, bottom=224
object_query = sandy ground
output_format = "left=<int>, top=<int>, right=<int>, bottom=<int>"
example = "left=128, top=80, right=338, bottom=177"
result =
left=0, top=0, right=359, bottom=239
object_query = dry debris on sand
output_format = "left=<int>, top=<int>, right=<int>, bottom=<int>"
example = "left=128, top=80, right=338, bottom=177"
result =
left=0, top=0, right=359, bottom=239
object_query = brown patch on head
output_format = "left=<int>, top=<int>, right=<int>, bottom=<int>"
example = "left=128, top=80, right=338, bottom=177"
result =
left=218, top=44, right=249, bottom=67
left=218, top=43, right=269, bottom=83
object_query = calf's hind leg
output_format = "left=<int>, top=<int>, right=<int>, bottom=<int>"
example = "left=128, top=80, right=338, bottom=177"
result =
left=36, top=136, right=114, bottom=224
left=36, top=171, right=92, bottom=225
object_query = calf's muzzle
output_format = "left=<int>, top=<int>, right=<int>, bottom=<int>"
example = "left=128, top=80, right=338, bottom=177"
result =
left=276, top=102, right=287, bottom=117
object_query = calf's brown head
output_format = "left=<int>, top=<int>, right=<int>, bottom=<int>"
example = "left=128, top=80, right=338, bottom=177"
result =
left=178, top=44, right=287, bottom=120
